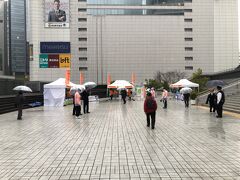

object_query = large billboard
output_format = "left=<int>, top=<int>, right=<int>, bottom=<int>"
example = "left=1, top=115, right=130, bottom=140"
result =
left=40, top=42, right=71, bottom=53
left=44, top=0, right=69, bottom=28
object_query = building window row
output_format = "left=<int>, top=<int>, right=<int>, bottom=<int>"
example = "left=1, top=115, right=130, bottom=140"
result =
left=184, top=0, right=192, bottom=3
left=185, top=47, right=193, bottom=51
left=185, top=37, right=193, bottom=41
left=78, top=28, right=87, bottom=31
left=78, top=18, right=87, bottom=22
left=87, top=0, right=184, bottom=6
left=184, top=18, right=192, bottom=22
left=78, top=8, right=87, bottom=12
left=79, top=48, right=87, bottom=51
left=87, top=9, right=184, bottom=16
left=79, top=38, right=87, bottom=41
left=79, top=67, right=88, bottom=71
left=184, top=28, right=192, bottom=32
left=79, top=57, right=87, bottom=61
left=184, top=9, right=192, bottom=12
left=185, top=66, right=193, bottom=70
left=185, top=57, right=193, bottom=61
left=78, top=0, right=87, bottom=2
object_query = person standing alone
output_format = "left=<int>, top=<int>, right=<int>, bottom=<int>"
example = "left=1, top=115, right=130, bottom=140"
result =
left=162, top=89, right=168, bottom=109
left=15, top=91, right=25, bottom=120
left=144, top=92, right=158, bottom=129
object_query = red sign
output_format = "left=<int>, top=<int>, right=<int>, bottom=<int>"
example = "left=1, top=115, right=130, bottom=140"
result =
left=48, top=54, right=59, bottom=68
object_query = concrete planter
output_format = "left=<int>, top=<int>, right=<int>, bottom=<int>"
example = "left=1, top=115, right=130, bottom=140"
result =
left=191, top=99, right=196, bottom=105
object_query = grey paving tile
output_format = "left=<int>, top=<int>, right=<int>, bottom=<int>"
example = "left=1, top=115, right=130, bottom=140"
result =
left=0, top=101, right=239, bottom=179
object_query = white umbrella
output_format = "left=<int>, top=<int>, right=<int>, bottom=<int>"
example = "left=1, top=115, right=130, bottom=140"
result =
left=180, top=87, right=192, bottom=94
left=84, top=82, right=97, bottom=89
left=13, top=85, right=32, bottom=92
left=70, top=85, right=85, bottom=95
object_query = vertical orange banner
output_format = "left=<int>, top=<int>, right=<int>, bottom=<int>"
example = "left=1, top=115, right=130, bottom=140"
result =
left=80, top=72, right=84, bottom=85
left=107, top=74, right=111, bottom=85
left=131, top=73, right=136, bottom=85
left=65, top=69, right=70, bottom=86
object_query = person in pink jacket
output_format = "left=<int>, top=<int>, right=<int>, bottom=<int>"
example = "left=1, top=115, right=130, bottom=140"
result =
left=74, top=91, right=81, bottom=118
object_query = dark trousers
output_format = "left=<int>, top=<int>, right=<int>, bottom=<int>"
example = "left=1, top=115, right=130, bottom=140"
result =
left=83, top=101, right=89, bottom=113
left=75, top=105, right=81, bottom=117
left=110, top=95, right=113, bottom=100
left=217, top=103, right=223, bottom=117
left=209, top=103, right=216, bottom=112
left=184, top=99, right=189, bottom=107
left=122, top=97, right=126, bottom=104
left=163, top=98, right=167, bottom=108
left=17, top=105, right=23, bottom=119
left=146, top=112, right=156, bottom=129
left=72, top=104, right=76, bottom=115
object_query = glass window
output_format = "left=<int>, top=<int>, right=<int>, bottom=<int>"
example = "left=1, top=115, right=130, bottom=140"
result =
left=185, top=47, right=193, bottom=51
left=185, top=66, right=193, bottom=70
left=184, top=18, right=192, bottom=22
left=79, top=57, right=88, bottom=61
left=79, top=48, right=87, bottom=51
left=79, top=38, right=87, bottom=41
left=184, top=28, right=192, bottom=32
left=185, top=57, right=193, bottom=61
left=78, top=28, right=87, bottom=31
left=87, top=9, right=184, bottom=15
left=79, top=67, right=88, bottom=71
left=87, top=0, right=184, bottom=6
left=185, top=37, right=193, bottom=41
left=78, top=18, right=87, bottom=22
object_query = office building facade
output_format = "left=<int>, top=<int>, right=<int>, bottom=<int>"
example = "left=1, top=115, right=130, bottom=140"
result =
left=29, top=0, right=239, bottom=84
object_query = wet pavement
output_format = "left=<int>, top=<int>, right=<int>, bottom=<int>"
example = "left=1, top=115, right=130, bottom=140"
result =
left=0, top=99, right=240, bottom=180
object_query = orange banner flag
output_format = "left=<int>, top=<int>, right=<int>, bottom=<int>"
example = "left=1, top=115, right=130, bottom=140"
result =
left=65, top=69, right=70, bottom=86
left=80, top=72, right=84, bottom=85
left=107, top=74, right=111, bottom=85
left=131, top=73, right=136, bottom=85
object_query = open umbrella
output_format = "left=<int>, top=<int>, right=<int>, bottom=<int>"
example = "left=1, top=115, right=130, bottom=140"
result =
left=13, top=85, right=32, bottom=92
left=206, top=80, right=226, bottom=88
left=180, top=87, right=192, bottom=94
left=70, top=85, right=85, bottom=95
left=84, top=82, right=97, bottom=89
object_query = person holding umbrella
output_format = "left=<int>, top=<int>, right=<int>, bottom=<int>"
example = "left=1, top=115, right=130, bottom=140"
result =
left=81, top=88, right=90, bottom=114
left=216, top=86, right=225, bottom=118
left=15, top=91, right=25, bottom=120
left=180, top=87, right=192, bottom=108
left=13, top=85, right=32, bottom=120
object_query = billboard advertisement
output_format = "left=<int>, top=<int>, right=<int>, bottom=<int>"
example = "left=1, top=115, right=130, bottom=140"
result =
left=39, top=54, right=71, bottom=68
left=44, top=0, right=69, bottom=28
left=40, top=42, right=71, bottom=54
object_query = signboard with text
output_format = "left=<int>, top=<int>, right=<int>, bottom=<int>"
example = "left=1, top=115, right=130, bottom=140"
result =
left=40, top=42, right=71, bottom=54
left=39, top=54, right=70, bottom=68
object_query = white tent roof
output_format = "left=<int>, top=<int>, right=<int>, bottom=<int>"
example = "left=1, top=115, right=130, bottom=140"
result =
left=170, top=79, right=199, bottom=88
left=44, top=78, right=76, bottom=89
left=108, top=80, right=134, bottom=89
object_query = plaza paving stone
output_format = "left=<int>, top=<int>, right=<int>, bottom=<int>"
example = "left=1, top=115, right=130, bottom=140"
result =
left=0, top=99, right=240, bottom=180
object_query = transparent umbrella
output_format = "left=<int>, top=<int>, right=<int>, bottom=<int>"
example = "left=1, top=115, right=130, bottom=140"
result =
left=84, top=82, right=97, bottom=89
left=70, top=85, right=85, bottom=95
left=180, top=87, right=192, bottom=94
left=13, top=85, right=32, bottom=92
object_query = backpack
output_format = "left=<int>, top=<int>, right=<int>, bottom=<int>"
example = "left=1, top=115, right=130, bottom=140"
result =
left=146, top=99, right=154, bottom=109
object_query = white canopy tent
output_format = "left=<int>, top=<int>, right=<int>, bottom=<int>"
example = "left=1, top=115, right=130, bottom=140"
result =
left=170, top=79, right=199, bottom=89
left=108, top=80, right=134, bottom=89
left=44, top=78, right=76, bottom=107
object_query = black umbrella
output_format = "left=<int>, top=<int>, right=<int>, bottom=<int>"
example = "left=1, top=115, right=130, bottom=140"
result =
left=206, top=80, right=226, bottom=88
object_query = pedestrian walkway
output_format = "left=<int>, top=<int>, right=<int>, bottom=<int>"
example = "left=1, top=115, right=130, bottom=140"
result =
left=0, top=100, right=240, bottom=180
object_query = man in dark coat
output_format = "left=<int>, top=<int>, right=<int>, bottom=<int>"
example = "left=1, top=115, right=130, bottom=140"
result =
left=81, top=90, right=90, bottom=113
left=216, top=86, right=225, bottom=118
left=15, top=91, right=25, bottom=120
left=121, top=89, right=127, bottom=104
left=144, top=92, right=158, bottom=129
left=183, top=93, right=190, bottom=108
left=206, top=90, right=217, bottom=112
left=48, top=0, right=66, bottom=22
